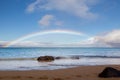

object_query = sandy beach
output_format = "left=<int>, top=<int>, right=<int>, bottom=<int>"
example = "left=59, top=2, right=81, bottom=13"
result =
left=0, top=65, right=120, bottom=80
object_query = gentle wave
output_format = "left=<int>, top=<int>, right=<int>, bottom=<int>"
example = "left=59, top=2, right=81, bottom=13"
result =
left=70, top=55, right=120, bottom=58
left=1, top=55, right=120, bottom=61
left=0, top=57, right=37, bottom=61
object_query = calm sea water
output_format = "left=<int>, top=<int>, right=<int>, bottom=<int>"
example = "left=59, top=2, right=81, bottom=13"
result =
left=0, top=47, right=120, bottom=70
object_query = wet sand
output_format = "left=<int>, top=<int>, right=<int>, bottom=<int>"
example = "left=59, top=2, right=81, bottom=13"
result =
left=0, top=65, right=120, bottom=80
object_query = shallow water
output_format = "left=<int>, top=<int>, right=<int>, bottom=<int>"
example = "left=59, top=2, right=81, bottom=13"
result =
left=0, top=47, right=120, bottom=70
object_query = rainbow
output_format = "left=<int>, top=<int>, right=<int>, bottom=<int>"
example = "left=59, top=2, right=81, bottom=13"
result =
left=3, top=30, right=85, bottom=47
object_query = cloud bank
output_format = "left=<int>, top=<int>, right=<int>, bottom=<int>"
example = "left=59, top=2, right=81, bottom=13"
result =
left=27, top=0, right=98, bottom=19
left=75, top=30, right=120, bottom=47
left=0, top=41, right=8, bottom=47
left=92, top=30, right=120, bottom=47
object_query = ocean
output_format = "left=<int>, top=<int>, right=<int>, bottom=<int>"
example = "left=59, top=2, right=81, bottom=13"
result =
left=0, top=47, right=120, bottom=70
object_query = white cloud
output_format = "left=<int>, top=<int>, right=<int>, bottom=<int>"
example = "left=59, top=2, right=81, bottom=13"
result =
left=97, top=30, right=120, bottom=43
left=27, top=0, right=98, bottom=19
left=0, top=41, right=8, bottom=47
left=38, top=14, right=63, bottom=27
left=26, top=0, right=41, bottom=13
left=79, top=37, right=110, bottom=47
left=87, top=30, right=120, bottom=47
left=38, top=14, right=54, bottom=26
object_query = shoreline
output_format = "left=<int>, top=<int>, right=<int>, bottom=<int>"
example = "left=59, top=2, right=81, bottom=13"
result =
left=0, top=65, right=120, bottom=80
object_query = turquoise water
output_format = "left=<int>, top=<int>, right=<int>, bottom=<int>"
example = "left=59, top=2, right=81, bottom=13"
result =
left=0, top=47, right=120, bottom=70
left=1, top=47, right=120, bottom=58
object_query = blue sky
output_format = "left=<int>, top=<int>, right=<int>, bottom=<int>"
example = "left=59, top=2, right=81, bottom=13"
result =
left=0, top=0, right=120, bottom=47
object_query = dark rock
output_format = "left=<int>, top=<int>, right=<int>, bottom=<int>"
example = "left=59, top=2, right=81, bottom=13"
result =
left=55, top=57, right=66, bottom=59
left=37, top=56, right=55, bottom=62
left=98, top=67, right=120, bottom=78
left=70, top=56, right=80, bottom=59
